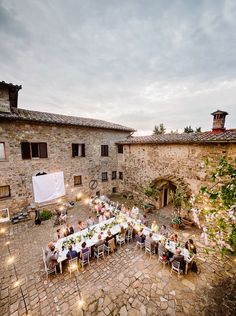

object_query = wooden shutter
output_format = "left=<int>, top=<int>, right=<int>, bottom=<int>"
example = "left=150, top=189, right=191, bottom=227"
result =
left=72, top=144, right=78, bottom=157
left=21, top=142, right=31, bottom=159
left=0, top=185, right=10, bottom=198
left=39, top=143, right=48, bottom=158
left=82, top=144, right=85, bottom=157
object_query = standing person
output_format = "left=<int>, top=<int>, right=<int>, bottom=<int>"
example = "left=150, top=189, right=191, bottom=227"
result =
left=35, top=205, right=41, bottom=225
left=185, top=239, right=197, bottom=255
left=131, top=204, right=139, bottom=219
left=46, top=243, right=59, bottom=270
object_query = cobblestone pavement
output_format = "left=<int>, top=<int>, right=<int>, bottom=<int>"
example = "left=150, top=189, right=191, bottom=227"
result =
left=0, top=198, right=235, bottom=316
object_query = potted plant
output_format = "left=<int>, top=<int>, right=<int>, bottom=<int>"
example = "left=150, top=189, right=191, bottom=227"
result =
left=171, top=216, right=182, bottom=229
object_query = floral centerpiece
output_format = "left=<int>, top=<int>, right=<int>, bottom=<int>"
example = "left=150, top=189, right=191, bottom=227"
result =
left=83, top=227, right=97, bottom=239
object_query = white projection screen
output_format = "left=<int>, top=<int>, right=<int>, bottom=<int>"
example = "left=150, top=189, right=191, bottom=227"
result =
left=32, top=172, right=65, bottom=203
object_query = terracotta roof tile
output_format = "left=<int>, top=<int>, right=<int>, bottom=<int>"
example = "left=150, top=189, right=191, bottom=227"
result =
left=0, top=107, right=135, bottom=132
left=118, top=130, right=236, bottom=144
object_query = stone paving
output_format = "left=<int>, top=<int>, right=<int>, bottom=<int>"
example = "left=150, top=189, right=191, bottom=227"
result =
left=0, top=198, right=236, bottom=316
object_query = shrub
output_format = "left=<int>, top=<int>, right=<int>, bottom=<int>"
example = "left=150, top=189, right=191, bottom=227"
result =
left=40, top=209, right=53, bottom=221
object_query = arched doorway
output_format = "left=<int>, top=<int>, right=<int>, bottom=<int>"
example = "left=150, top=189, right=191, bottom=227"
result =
left=151, top=175, right=191, bottom=210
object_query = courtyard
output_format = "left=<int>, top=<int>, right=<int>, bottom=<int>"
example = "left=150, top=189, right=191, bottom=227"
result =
left=0, top=197, right=235, bottom=316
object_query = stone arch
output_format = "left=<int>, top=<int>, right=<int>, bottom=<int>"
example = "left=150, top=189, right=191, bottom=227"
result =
left=150, top=174, right=191, bottom=209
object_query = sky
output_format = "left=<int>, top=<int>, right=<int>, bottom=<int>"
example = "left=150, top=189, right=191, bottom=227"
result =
left=0, top=0, right=236, bottom=135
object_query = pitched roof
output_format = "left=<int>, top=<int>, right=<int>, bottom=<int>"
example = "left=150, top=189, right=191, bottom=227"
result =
left=0, top=107, right=135, bottom=132
left=118, top=130, right=236, bottom=144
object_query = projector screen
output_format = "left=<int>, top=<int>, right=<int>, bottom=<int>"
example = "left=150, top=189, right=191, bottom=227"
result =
left=32, top=172, right=65, bottom=203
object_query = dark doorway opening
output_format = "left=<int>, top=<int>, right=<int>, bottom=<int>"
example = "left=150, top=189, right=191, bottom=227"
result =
left=163, top=188, right=168, bottom=207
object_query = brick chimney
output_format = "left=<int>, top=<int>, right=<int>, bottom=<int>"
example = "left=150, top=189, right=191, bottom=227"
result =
left=211, top=110, right=228, bottom=132
left=0, top=81, right=22, bottom=113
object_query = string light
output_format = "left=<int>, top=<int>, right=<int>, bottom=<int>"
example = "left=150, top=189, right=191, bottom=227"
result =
left=6, top=241, right=10, bottom=245
left=78, top=299, right=84, bottom=308
left=0, top=227, right=6, bottom=233
left=8, top=256, right=14, bottom=264
left=14, top=280, right=20, bottom=287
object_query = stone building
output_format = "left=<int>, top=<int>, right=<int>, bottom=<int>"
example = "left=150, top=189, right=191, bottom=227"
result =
left=0, top=82, right=134, bottom=213
left=118, top=111, right=236, bottom=209
left=0, top=81, right=236, bottom=215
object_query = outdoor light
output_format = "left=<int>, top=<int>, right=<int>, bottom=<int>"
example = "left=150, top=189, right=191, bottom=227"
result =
left=14, top=280, right=20, bottom=287
left=70, top=263, right=77, bottom=272
left=84, top=198, right=89, bottom=204
left=77, top=192, right=82, bottom=199
left=0, top=227, right=6, bottom=233
left=5, top=241, right=10, bottom=245
left=78, top=299, right=84, bottom=308
left=58, top=198, right=62, bottom=203
left=8, top=256, right=14, bottom=264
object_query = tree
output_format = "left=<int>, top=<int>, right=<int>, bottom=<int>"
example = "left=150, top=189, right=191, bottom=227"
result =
left=184, top=126, right=194, bottom=133
left=191, top=157, right=236, bottom=255
left=195, top=127, right=202, bottom=132
left=153, top=123, right=166, bottom=135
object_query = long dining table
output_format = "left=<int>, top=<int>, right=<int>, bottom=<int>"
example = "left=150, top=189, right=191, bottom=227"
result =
left=53, top=211, right=194, bottom=274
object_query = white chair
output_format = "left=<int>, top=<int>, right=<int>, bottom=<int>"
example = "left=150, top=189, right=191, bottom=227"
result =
left=158, top=254, right=168, bottom=268
left=170, top=260, right=183, bottom=278
left=79, top=250, right=90, bottom=269
left=42, top=248, right=57, bottom=278
left=94, top=244, right=105, bottom=261
left=116, top=234, right=125, bottom=247
left=136, top=235, right=145, bottom=249
left=145, top=240, right=155, bottom=257
left=68, top=257, right=78, bottom=277
left=125, top=229, right=133, bottom=243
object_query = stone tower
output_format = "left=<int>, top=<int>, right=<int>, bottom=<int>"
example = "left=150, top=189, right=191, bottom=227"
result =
left=0, top=81, right=22, bottom=113
left=211, top=110, right=228, bottom=132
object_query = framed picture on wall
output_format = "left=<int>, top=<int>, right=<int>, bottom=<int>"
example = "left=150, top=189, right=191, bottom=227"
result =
left=0, top=208, right=10, bottom=222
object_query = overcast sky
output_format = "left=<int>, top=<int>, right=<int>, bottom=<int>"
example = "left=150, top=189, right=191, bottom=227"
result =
left=0, top=0, right=236, bottom=135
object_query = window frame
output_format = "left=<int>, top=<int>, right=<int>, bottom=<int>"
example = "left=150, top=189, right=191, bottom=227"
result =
left=112, top=171, right=117, bottom=180
left=0, top=185, right=11, bottom=199
left=101, top=172, right=108, bottom=182
left=117, top=144, right=124, bottom=154
left=119, top=172, right=123, bottom=180
left=72, top=143, right=85, bottom=157
left=0, top=142, right=6, bottom=161
left=74, top=175, right=82, bottom=186
left=101, top=145, right=109, bottom=157
left=21, top=142, right=48, bottom=160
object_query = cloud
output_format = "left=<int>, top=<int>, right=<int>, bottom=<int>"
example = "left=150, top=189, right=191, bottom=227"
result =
left=0, top=0, right=236, bottom=134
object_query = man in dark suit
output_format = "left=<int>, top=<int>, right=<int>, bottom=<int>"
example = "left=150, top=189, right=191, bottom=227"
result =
left=170, top=248, right=186, bottom=271
left=66, top=245, right=78, bottom=259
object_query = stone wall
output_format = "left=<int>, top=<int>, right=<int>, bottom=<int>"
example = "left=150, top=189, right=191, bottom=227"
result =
left=0, top=121, right=129, bottom=213
left=0, top=87, right=10, bottom=113
left=120, top=142, right=236, bottom=207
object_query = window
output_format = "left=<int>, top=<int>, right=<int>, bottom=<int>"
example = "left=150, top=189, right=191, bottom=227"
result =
left=119, top=172, right=123, bottom=180
left=112, top=171, right=117, bottom=180
left=74, top=175, right=82, bottom=186
left=101, top=145, right=109, bottom=157
left=0, top=185, right=10, bottom=199
left=117, top=144, right=123, bottom=154
left=72, top=144, right=85, bottom=157
left=102, top=172, right=108, bottom=182
left=21, top=142, right=48, bottom=159
left=0, top=142, right=6, bottom=160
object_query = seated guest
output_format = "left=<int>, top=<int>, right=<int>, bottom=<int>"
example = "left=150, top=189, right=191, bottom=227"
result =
left=54, top=228, right=63, bottom=241
left=93, top=234, right=104, bottom=252
left=65, top=223, right=74, bottom=236
left=141, top=214, right=148, bottom=226
left=158, top=239, right=167, bottom=256
left=151, top=220, right=159, bottom=233
left=131, top=204, right=139, bottom=218
left=185, top=239, right=197, bottom=255
left=78, top=221, right=85, bottom=231
left=45, top=243, right=59, bottom=270
left=66, top=244, right=78, bottom=259
left=105, top=230, right=116, bottom=252
left=170, top=248, right=185, bottom=271
left=87, top=216, right=95, bottom=227
left=160, top=225, right=169, bottom=238
left=80, top=242, right=89, bottom=259
left=135, top=228, right=146, bottom=243
left=99, top=212, right=106, bottom=223
left=119, top=226, right=126, bottom=238
left=104, top=210, right=111, bottom=220
left=170, top=233, right=179, bottom=243
left=145, top=232, right=157, bottom=252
